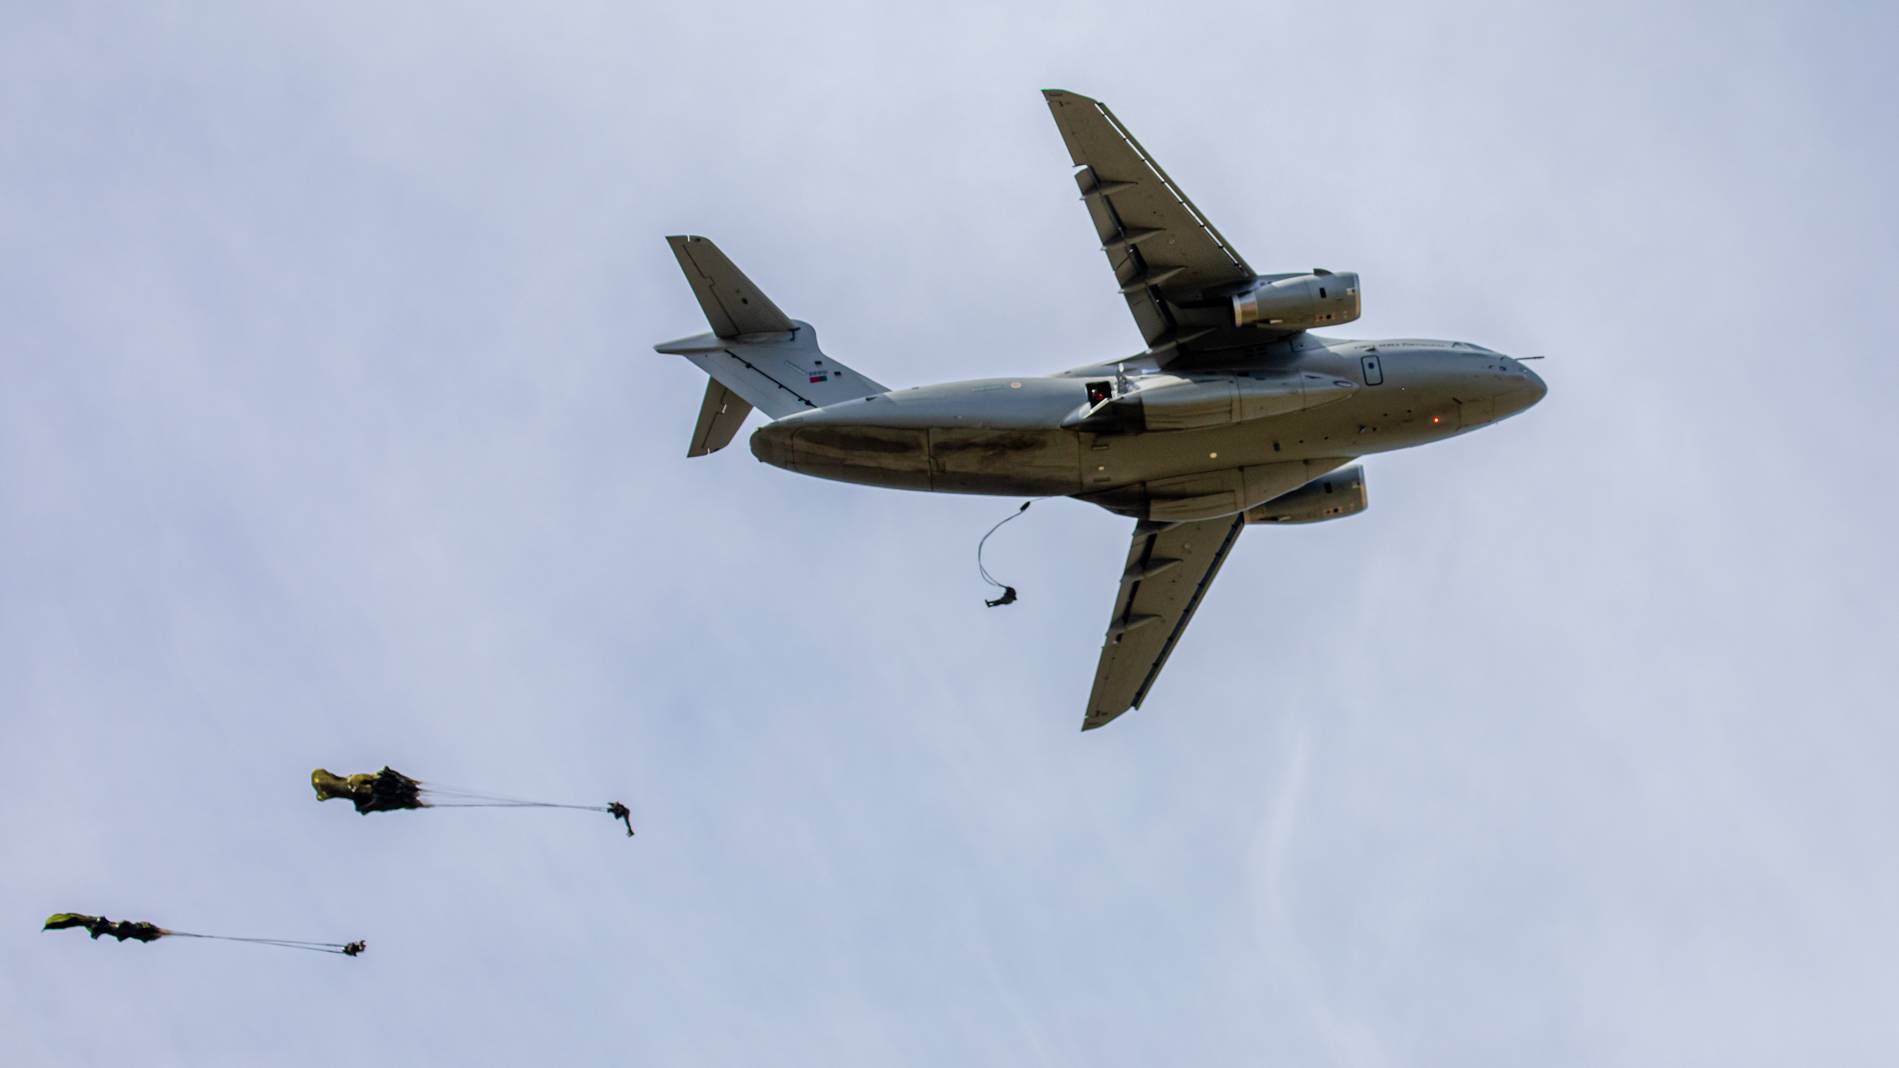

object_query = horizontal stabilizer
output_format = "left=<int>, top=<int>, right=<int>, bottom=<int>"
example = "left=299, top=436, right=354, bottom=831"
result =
left=655, top=322, right=884, bottom=420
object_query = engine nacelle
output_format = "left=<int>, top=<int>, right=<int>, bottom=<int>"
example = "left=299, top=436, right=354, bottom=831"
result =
left=1232, top=271, right=1361, bottom=329
left=1243, top=465, right=1367, bottom=524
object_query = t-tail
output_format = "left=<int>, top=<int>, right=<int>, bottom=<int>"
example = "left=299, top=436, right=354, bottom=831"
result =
left=654, top=235, right=885, bottom=456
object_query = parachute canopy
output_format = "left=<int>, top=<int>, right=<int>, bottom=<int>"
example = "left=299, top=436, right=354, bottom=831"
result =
left=312, top=767, right=634, bottom=837
left=311, top=767, right=424, bottom=814
left=43, top=913, right=163, bottom=942
left=43, top=913, right=362, bottom=956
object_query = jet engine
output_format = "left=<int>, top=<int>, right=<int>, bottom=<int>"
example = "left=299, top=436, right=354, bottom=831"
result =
left=1232, top=271, right=1361, bottom=329
left=1243, top=465, right=1367, bottom=524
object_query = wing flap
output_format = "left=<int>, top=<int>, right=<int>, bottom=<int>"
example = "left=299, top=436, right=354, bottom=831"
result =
left=1083, top=514, right=1246, bottom=730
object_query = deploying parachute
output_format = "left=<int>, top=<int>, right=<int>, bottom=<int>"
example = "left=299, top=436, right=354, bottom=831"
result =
left=976, top=501, right=1035, bottom=608
left=43, top=914, right=163, bottom=943
left=310, top=767, right=425, bottom=814
left=43, top=913, right=364, bottom=956
left=312, top=767, right=635, bottom=837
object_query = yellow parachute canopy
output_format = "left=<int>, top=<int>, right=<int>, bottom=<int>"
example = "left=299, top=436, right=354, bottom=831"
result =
left=310, top=767, right=425, bottom=814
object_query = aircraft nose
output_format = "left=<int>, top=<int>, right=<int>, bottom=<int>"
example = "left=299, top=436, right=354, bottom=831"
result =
left=1500, top=361, right=1546, bottom=416
left=1518, top=365, right=1547, bottom=404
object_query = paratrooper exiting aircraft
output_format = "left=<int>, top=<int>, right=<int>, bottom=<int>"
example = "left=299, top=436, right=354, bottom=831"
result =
left=655, top=89, right=1545, bottom=730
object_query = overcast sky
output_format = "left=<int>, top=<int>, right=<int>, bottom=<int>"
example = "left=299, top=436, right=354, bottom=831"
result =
left=4, top=2, right=1897, bottom=1064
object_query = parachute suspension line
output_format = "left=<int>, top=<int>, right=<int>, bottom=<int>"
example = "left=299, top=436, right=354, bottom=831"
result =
left=976, top=500, right=1035, bottom=607
left=415, top=784, right=598, bottom=806
left=423, top=800, right=607, bottom=812
left=166, top=931, right=365, bottom=956
left=416, top=781, right=634, bottom=835
left=418, top=783, right=617, bottom=811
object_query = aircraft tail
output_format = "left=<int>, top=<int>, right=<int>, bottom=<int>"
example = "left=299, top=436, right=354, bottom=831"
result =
left=656, top=235, right=885, bottom=455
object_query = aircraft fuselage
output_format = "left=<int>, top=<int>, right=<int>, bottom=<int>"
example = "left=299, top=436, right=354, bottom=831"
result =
left=748, top=335, right=1545, bottom=514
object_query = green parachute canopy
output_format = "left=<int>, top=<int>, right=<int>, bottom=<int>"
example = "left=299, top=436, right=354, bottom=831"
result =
left=311, top=767, right=634, bottom=837
left=44, top=913, right=363, bottom=956
left=43, top=914, right=163, bottom=943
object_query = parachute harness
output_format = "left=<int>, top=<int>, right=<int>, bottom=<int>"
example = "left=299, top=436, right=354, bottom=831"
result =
left=977, top=501, right=1035, bottom=607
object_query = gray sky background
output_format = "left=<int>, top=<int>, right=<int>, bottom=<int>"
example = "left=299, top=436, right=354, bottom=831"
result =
left=4, top=2, right=1897, bottom=1064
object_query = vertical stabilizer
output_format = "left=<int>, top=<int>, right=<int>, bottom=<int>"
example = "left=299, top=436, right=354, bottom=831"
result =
left=656, top=235, right=886, bottom=451
left=687, top=379, right=751, bottom=457
left=666, top=235, right=795, bottom=338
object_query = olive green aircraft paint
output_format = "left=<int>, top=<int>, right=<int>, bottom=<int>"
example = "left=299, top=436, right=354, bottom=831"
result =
left=654, top=90, right=1544, bottom=730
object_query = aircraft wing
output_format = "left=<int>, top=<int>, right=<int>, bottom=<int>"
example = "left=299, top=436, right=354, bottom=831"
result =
left=1044, top=90, right=1262, bottom=361
left=1083, top=514, right=1246, bottom=730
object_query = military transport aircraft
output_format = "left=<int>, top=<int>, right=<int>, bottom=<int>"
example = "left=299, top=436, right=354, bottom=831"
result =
left=655, top=89, right=1545, bottom=730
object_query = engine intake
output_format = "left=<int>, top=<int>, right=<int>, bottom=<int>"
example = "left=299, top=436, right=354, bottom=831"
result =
left=1243, top=465, right=1367, bottom=524
left=1232, top=271, right=1361, bottom=330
